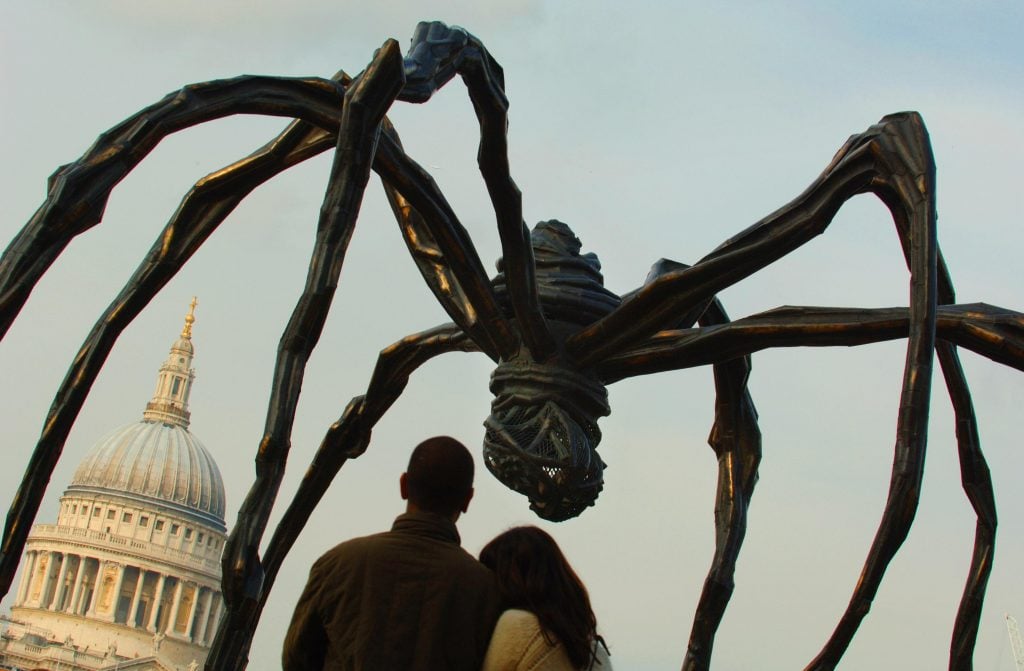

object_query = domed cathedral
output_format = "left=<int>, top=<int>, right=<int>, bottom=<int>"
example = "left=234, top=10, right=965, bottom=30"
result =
left=0, top=299, right=228, bottom=671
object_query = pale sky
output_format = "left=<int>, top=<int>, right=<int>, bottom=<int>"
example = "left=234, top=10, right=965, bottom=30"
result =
left=2, top=2, right=1023, bottom=670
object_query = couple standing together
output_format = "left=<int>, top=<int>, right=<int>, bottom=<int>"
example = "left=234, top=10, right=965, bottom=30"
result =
left=282, top=436, right=612, bottom=671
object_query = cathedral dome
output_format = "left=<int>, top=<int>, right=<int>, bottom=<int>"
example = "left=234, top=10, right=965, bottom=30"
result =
left=66, top=296, right=226, bottom=531
left=5, top=299, right=227, bottom=671
left=68, top=419, right=226, bottom=529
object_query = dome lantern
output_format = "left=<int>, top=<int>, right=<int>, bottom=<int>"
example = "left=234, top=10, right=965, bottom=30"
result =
left=143, top=297, right=198, bottom=427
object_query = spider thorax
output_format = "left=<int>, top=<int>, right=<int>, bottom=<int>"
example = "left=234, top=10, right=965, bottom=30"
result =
left=485, top=221, right=619, bottom=521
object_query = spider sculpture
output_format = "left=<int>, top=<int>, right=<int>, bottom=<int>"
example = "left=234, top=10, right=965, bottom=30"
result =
left=0, top=20, right=1022, bottom=671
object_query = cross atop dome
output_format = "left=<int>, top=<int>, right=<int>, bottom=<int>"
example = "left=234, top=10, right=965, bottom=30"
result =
left=182, top=296, right=198, bottom=338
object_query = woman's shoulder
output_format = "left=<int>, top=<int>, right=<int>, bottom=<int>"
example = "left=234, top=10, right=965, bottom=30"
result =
left=483, top=609, right=568, bottom=670
left=490, top=609, right=548, bottom=650
left=495, top=608, right=542, bottom=630
left=489, top=609, right=613, bottom=671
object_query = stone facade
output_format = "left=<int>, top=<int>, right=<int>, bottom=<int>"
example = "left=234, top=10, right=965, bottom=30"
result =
left=1, top=300, right=226, bottom=671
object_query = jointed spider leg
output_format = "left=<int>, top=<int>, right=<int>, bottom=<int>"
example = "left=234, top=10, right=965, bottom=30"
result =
left=597, top=304, right=1024, bottom=382
left=377, top=123, right=518, bottom=361
left=940, top=341, right=996, bottom=670
left=609, top=260, right=762, bottom=670
left=207, top=323, right=479, bottom=670
left=402, top=21, right=555, bottom=360
left=931, top=270, right=997, bottom=670
left=878, top=188, right=1001, bottom=668
left=0, top=102, right=346, bottom=597
left=0, top=75, right=350, bottom=338
left=218, top=41, right=405, bottom=657
left=567, top=113, right=936, bottom=366
left=597, top=301, right=1023, bottom=668
left=688, top=300, right=761, bottom=671
left=573, top=113, right=938, bottom=668
left=458, top=37, right=555, bottom=360
left=0, top=18, right=528, bottom=643
left=810, top=121, right=936, bottom=671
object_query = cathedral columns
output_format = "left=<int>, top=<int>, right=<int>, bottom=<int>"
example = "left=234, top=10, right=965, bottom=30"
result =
left=183, top=582, right=201, bottom=640
left=61, top=555, right=81, bottom=612
left=50, top=553, right=70, bottom=611
left=108, top=562, right=126, bottom=622
left=206, top=592, right=224, bottom=645
left=128, top=568, right=146, bottom=627
left=68, top=556, right=86, bottom=614
left=148, top=573, right=167, bottom=632
left=167, top=579, right=184, bottom=635
left=15, top=550, right=35, bottom=605
left=85, top=560, right=102, bottom=617
left=37, top=551, right=56, bottom=608
left=196, top=587, right=214, bottom=645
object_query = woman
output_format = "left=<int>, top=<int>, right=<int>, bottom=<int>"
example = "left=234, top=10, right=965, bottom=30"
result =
left=479, top=526, right=612, bottom=670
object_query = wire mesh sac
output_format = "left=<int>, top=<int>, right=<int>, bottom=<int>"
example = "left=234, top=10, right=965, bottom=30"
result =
left=483, top=359, right=609, bottom=521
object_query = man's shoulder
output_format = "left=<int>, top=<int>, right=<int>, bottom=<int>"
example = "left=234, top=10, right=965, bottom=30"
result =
left=311, top=530, right=389, bottom=569
left=311, top=519, right=490, bottom=580
left=443, top=544, right=495, bottom=582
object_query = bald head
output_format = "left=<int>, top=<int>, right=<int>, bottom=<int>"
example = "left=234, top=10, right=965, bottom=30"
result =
left=401, top=436, right=475, bottom=518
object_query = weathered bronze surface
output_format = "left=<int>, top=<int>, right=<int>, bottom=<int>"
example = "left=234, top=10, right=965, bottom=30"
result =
left=1, top=20, right=1022, bottom=671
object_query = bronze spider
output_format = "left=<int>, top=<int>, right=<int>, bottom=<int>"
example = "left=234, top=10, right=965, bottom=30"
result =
left=1, top=21, right=1022, bottom=671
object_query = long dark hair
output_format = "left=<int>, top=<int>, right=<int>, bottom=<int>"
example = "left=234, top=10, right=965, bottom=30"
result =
left=480, top=526, right=605, bottom=668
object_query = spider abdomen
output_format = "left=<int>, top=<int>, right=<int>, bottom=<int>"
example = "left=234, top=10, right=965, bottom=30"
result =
left=483, top=357, right=610, bottom=521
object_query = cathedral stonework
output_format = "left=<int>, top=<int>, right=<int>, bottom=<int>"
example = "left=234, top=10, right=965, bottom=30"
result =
left=1, top=300, right=227, bottom=671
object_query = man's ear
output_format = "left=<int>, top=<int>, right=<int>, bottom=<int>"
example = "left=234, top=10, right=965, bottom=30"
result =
left=461, top=487, right=474, bottom=513
left=399, top=472, right=409, bottom=501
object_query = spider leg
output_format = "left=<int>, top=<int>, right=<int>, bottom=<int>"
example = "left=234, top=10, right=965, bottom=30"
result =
left=605, top=259, right=762, bottom=670
left=688, top=300, right=761, bottom=671
left=399, top=20, right=505, bottom=105
left=939, top=342, right=996, bottom=671
left=206, top=323, right=479, bottom=671
left=0, top=89, right=346, bottom=591
left=0, top=74, right=349, bottom=338
left=218, top=39, right=405, bottom=639
left=376, top=123, right=518, bottom=361
left=598, top=304, right=1024, bottom=382
left=598, top=301, right=1022, bottom=669
left=567, top=113, right=936, bottom=366
left=0, top=19, right=524, bottom=622
left=932, top=266, right=998, bottom=670
left=879, top=186, right=1001, bottom=668
left=570, top=114, right=938, bottom=667
left=401, top=21, right=555, bottom=360
left=0, top=108, right=346, bottom=596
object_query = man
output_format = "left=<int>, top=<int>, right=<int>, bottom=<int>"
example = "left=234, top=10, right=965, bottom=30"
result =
left=282, top=436, right=501, bottom=670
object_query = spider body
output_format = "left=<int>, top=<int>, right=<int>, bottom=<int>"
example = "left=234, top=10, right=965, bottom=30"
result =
left=485, top=220, right=614, bottom=521
left=1, top=20, right=1022, bottom=671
